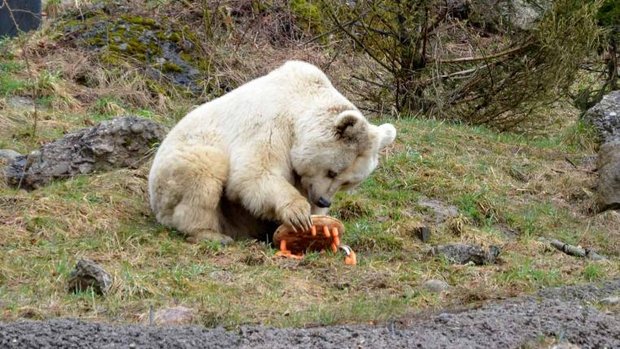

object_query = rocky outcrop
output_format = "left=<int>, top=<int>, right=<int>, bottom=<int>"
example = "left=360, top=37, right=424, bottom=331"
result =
left=585, top=91, right=620, bottom=211
left=584, top=91, right=620, bottom=144
left=596, top=141, right=620, bottom=211
left=4, top=116, right=166, bottom=190
left=67, top=259, right=113, bottom=296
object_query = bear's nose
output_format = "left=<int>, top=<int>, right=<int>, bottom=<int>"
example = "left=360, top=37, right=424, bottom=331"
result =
left=317, top=197, right=331, bottom=208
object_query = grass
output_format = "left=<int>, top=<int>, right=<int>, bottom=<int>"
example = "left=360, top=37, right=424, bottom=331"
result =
left=0, top=15, right=619, bottom=329
left=1, top=110, right=617, bottom=327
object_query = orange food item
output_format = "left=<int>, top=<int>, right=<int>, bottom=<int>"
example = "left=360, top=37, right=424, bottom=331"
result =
left=341, top=246, right=357, bottom=265
left=274, top=215, right=348, bottom=263
left=323, top=225, right=330, bottom=238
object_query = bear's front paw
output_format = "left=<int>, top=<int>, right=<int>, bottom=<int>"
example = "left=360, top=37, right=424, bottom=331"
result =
left=278, top=198, right=312, bottom=233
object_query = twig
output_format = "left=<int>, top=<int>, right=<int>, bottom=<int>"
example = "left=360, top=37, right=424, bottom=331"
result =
left=302, top=13, right=366, bottom=45
left=438, top=41, right=533, bottom=64
left=564, top=156, right=578, bottom=169
left=325, top=6, right=392, bottom=73
left=351, top=74, right=391, bottom=89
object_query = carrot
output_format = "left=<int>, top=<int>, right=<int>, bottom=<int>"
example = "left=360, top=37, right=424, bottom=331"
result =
left=333, top=235, right=340, bottom=247
left=332, top=227, right=339, bottom=237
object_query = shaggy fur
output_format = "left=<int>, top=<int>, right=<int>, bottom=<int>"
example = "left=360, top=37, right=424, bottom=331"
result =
left=148, top=61, right=396, bottom=243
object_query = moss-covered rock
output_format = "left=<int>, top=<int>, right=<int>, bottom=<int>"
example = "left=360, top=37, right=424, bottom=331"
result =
left=60, top=3, right=206, bottom=95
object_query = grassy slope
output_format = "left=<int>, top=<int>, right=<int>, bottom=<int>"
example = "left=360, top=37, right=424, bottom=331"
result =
left=0, top=24, right=619, bottom=328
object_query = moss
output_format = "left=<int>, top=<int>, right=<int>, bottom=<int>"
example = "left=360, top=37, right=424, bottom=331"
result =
left=58, top=5, right=214, bottom=96
left=290, top=0, right=325, bottom=34
left=120, top=15, right=159, bottom=28
left=162, top=62, right=183, bottom=73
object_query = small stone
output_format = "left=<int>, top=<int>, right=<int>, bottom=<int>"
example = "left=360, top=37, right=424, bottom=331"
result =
left=431, top=243, right=501, bottom=265
left=147, top=306, right=195, bottom=326
left=600, top=296, right=620, bottom=305
left=408, top=222, right=431, bottom=242
left=418, top=198, right=459, bottom=224
left=435, top=313, right=452, bottom=324
left=130, top=122, right=145, bottom=133
left=422, top=279, right=450, bottom=293
left=67, top=259, right=113, bottom=295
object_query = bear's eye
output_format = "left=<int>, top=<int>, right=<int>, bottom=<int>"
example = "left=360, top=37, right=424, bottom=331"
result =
left=327, top=170, right=338, bottom=179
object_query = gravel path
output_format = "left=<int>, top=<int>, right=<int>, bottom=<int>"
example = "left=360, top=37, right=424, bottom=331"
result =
left=1, top=279, right=619, bottom=349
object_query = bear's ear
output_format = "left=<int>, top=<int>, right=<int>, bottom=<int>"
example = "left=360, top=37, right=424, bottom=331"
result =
left=335, top=111, right=368, bottom=144
left=377, top=123, right=396, bottom=150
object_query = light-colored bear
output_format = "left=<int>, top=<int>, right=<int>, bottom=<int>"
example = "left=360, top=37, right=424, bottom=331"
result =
left=148, top=61, right=396, bottom=243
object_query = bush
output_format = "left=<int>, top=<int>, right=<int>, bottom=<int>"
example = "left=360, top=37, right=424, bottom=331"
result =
left=323, top=0, right=604, bottom=130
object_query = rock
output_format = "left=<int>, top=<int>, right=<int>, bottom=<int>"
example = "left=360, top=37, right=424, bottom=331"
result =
left=418, top=198, right=459, bottom=224
left=431, top=244, right=501, bottom=265
left=6, top=96, right=35, bottom=110
left=5, top=116, right=166, bottom=190
left=409, top=222, right=431, bottom=243
left=504, top=0, right=548, bottom=30
left=584, top=90, right=620, bottom=144
left=67, top=259, right=112, bottom=295
left=422, top=279, right=450, bottom=293
left=144, top=306, right=195, bottom=326
left=582, top=91, right=620, bottom=212
left=596, top=141, right=620, bottom=211
left=600, top=296, right=620, bottom=305
left=65, top=5, right=204, bottom=93
left=0, top=149, right=21, bottom=163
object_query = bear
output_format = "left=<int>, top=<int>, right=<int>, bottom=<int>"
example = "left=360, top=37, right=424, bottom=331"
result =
left=148, top=60, right=396, bottom=244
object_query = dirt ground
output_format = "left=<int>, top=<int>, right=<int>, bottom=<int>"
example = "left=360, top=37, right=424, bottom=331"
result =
left=1, top=279, right=618, bottom=349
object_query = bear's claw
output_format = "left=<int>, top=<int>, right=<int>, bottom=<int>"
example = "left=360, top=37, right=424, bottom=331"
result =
left=279, top=198, right=312, bottom=233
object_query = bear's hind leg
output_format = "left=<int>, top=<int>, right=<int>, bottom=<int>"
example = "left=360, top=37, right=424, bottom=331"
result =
left=157, top=145, right=232, bottom=244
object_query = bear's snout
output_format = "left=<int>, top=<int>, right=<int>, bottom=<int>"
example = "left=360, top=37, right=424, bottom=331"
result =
left=317, top=197, right=331, bottom=208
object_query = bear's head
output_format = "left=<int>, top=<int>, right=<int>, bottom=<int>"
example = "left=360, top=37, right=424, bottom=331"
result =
left=291, top=110, right=397, bottom=214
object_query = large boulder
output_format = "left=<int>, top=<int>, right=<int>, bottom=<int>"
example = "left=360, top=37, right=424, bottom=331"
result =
left=4, top=116, right=166, bottom=190
left=584, top=90, right=620, bottom=144
left=596, top=141, right=620, bottom=211
left=584, top=91, right=620, bottom=211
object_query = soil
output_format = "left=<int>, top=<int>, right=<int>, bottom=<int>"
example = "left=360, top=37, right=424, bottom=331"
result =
left=1, top=279, right=618, bottom=349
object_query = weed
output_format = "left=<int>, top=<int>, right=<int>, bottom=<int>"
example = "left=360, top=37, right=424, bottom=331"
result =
left=582, top=263, right=604, bottom=282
